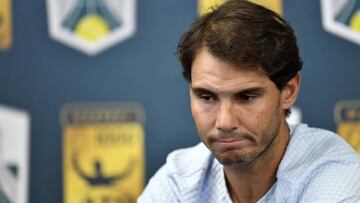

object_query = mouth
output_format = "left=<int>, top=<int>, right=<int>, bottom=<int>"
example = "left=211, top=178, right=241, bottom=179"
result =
left=214, top=137, right=251, bottom=150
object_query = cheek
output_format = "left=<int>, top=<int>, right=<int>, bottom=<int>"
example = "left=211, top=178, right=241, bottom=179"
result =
left=255, top=103, right=282, bottom=135
left=192, top=109, right=207, bottom=129
left=191, top=101, right=214, bottom=135
left=240, top=102, right=279, bottom=135
left=242, top=112, right=265, bottom=136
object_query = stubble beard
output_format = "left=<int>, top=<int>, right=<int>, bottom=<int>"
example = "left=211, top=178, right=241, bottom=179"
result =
left=210, top=108, right=282, bottom=170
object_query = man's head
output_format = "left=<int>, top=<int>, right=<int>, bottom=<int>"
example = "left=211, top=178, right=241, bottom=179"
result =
left=177, top=0, right=302, bottom=106
left=177, top=0, right=302, bottom=168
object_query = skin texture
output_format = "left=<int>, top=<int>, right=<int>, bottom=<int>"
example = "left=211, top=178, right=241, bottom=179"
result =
left=190, top=48, right=300, bottom=203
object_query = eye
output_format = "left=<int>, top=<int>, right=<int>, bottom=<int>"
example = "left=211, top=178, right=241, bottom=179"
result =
left=236, top=94, right=257, bottom=102
left=198, top=94, right=217, bottom=103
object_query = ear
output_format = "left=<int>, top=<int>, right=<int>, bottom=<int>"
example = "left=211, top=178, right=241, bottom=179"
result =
left=280, top=72, right=301, bottom=110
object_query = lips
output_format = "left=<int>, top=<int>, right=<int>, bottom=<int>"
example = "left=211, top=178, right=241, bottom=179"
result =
left=214, top=138, right=250, bottom=149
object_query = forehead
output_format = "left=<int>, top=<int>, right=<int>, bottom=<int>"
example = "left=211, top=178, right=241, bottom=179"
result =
left=191, top=49, right=274, bottom=92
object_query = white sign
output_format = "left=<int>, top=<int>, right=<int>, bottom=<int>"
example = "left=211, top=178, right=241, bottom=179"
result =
left=321, top=0, right=360, bottom=46
left=0, top=105, right=30, bottom=203
left=46, top=0, right=137, bottom=55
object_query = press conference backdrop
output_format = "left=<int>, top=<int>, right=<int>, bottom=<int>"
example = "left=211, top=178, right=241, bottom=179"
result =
left=0, top=0, right=360, bottom=202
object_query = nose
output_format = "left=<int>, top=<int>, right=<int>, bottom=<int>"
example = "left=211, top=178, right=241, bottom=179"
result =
left=215, top=101, right=238, bottom=133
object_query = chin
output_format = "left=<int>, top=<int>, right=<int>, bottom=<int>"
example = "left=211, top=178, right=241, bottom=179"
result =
left=215, top=151, right=257, bottom=167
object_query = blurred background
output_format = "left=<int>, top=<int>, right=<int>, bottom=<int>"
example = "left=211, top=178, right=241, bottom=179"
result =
left=0, top=0, right=360, bottom=202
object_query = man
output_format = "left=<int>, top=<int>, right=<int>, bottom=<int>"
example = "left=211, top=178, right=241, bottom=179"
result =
left=138, top=1, right=360, bottom=202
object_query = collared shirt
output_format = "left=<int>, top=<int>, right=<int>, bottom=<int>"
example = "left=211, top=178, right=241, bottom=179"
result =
left=138, top=124, right=360, bottom=203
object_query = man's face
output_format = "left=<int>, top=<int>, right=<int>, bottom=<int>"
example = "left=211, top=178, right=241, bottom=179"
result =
left=190, top=49, right=287, bottom=167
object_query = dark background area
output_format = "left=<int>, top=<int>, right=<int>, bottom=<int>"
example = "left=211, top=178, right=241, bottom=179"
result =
left=0, top=0, right=360, bottom=202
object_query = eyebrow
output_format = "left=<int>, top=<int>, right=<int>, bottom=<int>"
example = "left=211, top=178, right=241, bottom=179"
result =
left=191, top=87, right=266, bottom=96
left=235, top=87, right=266, bottom=96
left=191, top=87, right=215, bottom=95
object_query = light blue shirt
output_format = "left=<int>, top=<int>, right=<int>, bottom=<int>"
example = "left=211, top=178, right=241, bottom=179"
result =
left=138, top=124, right=360, bottom=202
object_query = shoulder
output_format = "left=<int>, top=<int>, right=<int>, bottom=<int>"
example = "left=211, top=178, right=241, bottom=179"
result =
left=297, top=160, right=360, bottom=202
left=165, top=142, right=213, bottom=176
left=279, top=124, right=360, bottom=202
left=280, top=123, right=360, bottom=173
left=138, top=143, right=214, bottom=202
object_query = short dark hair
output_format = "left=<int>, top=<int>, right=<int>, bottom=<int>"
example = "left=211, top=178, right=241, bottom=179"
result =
left=177, top=0, right=303, bottom=90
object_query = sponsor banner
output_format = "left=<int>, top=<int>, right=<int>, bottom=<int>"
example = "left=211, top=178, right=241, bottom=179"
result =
left=198, top=0, right=225, bottom=15
left=60, top=103, right=145, bottom=203
left=321, top=0, right=360, bottom=46
left=0, top=105, right=30, bottom=203
left=198, top=0, right=282, bottom=15
left=0, top=0, right=12, bottom=50
left=335, top=100, right=360, bottom=153
left=47, top=0, right=136, bottom=55
left=247, top=0, right=282, bottom=15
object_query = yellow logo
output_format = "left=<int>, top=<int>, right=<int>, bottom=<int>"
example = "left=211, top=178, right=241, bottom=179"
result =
left=335, top=100, right=360, bottom=153
left=47, top=0, right=136, bottom=55
left=198, top=0, right=283, bottom=16
left=0, top=0, right=12, bottom=49
left=61, top=103, right=145, bottom=203
left=198, top=0, right=226, bottom=15
left=350, top=11, right=360, bottom=33
left=75, top=14, right=111, bottom=43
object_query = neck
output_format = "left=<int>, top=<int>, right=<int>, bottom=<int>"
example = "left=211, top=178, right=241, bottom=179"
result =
left=224, top=120, right=290, bottom=203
